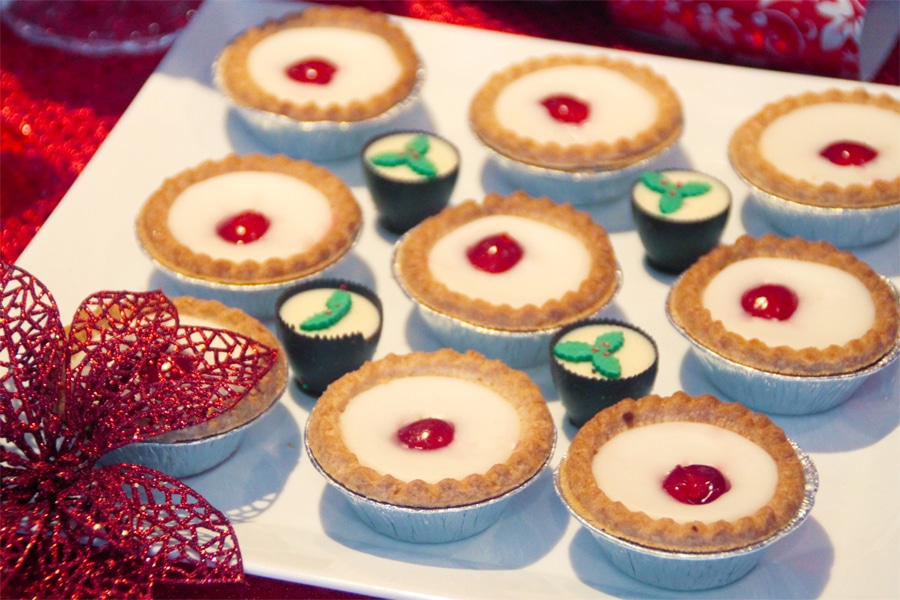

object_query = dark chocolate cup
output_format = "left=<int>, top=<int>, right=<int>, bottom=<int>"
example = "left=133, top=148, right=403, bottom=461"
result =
left=361, top=130, right=460, bottom=234
left=630, top=173, right=731, bottom=274
left=275, top=278, right=382, bottom=397
left=549, top=319, right=659, bottom=428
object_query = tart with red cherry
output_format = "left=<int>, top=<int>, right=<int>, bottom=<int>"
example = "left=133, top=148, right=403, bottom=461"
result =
left=305, top=349, right=556, bottom=508
left=667, top=234, right=899, bottom=376
left=557, top=392, right=809, bottom=553
left=469, top=54, right=683, bottom=171
left=136, top=153, right=362, bottom=286
left=729, top=88, right=899, bottom=209
left=215, top=6, right=421, bottom=123
left=392, top=191, right=619, bottom=333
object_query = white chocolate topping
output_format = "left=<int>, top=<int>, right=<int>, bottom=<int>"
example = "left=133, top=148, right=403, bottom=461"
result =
left=339, top=376, right=521, bottom=483
left=246, top=27, right=403, bottom=109
left=365, top=133, right=459, bottom=182
left=632, top=170, right=731, bottom=222
left=279, top=288, right=380, bottom=338
left=592, top=422, right=778, bottom=523
left=166, top=171, right=333, bottom=263
left=702, top=257, right=875, bottom=349
left=427, top=215, right=592, bottom=308
left=493, top=64, right=659, bottom=146
left=555, top=324, right=656, bottom=379
left=759, top=103, right=900, bottom=187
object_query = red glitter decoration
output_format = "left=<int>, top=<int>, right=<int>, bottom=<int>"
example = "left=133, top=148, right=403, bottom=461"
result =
left=0, top=261, right=279, bottom=599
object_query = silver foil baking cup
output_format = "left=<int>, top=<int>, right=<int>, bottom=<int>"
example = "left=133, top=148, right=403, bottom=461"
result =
left=554, top=441, right=818, bottom=591
left=740, top=175, right=899, bottom=248
left=97, top=397, right=280, bottom=478
left=214, top=61, right=424, bottom=161
left=305, top=424, right=557, bottom=544
left=665, top=278, right=900, bottom=415
left=485, top=142, right=677, bottom=205
left=137, top=226, right=361, bottom=320
left=391, top=242, right=622, bottom=368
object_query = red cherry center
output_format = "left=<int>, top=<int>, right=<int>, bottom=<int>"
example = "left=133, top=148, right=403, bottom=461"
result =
left=466, top=233, right=524, bottom=274
left=216, top=210, right=270, bottom=245
left=540, top=95, right=590, bottom=125
left=819, top=140, right=877, bottom=166
left=396, top=418, right=455, bottom=450
left=663, top=464, right=731, bottom=505
left=741, top=284, right=799, bottom=321
left=286, top=58, right=337, bottom=85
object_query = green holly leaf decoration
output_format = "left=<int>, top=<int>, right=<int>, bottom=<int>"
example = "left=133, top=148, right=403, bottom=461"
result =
left=592, top=353, right=622, bottom=379
left=553, top=340, right=595, bottom=362
left=300, top=289, right=352, bottom=331
left=639, top=171, right=712, bottom=215
left=369, top=134, right=438, bottom=179
left=553, top=330, right=625, bottom=379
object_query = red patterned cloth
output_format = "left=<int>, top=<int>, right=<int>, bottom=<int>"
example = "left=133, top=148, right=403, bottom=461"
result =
left=0, top=1, right=897, bottom=597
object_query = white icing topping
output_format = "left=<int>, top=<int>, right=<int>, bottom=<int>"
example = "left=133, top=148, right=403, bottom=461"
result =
left=339, top=376, right=520, bottom=483
left=759, top=103, right=900, bottom=187
left=246, top=27, right=403, bottom=108
left=166, top=171, right=333, bottom=263
left=427, top=215, right=591, bottom=308
left=555, top=324, right=656, bottom=379
left=493, top=64, right=659, bottom=146
left=702, top=257, right=875, bottom=349
left=365, top=133, right=459, bottom=182
left=279, top=288, right=380, bottom=338
left=592, top=422, right=778, bottom=523
left=632, top=170, right=730, bottom=221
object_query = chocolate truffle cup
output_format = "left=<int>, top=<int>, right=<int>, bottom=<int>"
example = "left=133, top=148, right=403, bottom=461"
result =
left=275, top=278, right=383, bottom=396
left=549, top=319, right=659, bottom=427
left=362, top=130, right=460, bottom=234
left=631, top=170, right=731, bottom=274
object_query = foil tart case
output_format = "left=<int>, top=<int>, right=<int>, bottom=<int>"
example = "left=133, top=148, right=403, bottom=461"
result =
left=665, top=278, right=900, bottom=415
left=554, top=441, right=818, bottom=591
left=214, top=61, right=425, bottom=162
left=305, top=422, right=557, bottom=544
left=391, top=242, right=623, bottom=368
left=741, top=176, right=899, bottom=248
left=485, top=142, right=677, bottom=205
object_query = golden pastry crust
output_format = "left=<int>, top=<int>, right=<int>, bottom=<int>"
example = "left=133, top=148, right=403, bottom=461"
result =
left=469, top=54, right=683, bottom=171
left=306, top=349, right=556, bottom=508
left=216, top=6, right=421, bottom=122
left=152, top=297, right=288, bottom=443
left=558, top=392, right=808, bottom=553
left=393, top=191, right=620, bottom=332
left=136, top=153, right=362, bottom=285
left=667, top=234, right=899, bottom=376
left=728, top=88, right=900, bottom=208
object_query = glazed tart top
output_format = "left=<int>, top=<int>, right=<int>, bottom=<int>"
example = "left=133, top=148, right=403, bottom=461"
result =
left=216, top=6, right=421, bottom=123
left=306, top=349, right=556, bottom=508
left=557, top=392, right=808, bottom=552
left=729, top=88, right=900, bottom=208
left=469, top=54, right=683, bottom=171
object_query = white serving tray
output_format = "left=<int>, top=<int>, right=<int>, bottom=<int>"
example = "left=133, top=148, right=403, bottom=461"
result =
left=16, top=1, right=899, bottom=598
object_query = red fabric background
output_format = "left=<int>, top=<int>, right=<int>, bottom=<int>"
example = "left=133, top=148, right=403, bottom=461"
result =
left=1, top=1, right=897, bottom=597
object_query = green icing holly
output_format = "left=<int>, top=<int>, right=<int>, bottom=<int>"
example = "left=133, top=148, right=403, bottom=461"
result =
left=553, top=331, right=625, bottom=379
left=640, top=171, right=712, bottom=215
left=369, top=134, right=438, bottom=179
left=299, top=289, right=352, bottom=331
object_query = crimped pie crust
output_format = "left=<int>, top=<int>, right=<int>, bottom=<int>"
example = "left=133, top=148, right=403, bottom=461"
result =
left=152, top=297, right=288, bottom=443
left=216, top=6, right=421, bottom=123
left=558, top=392, right=807, bottom=553
left=667, top=234, right=899, bottom=376
left=136, top=153, right=362, bottom=285
left=728, top=88, right=900, bottom=208
left=306, top=349, right=556, bottom=508
left=393, top=191, right=619, bottom=332
left=469, top=54, right=683, bottom=171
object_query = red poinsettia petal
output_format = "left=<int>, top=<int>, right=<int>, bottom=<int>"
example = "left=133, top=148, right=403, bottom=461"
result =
left=0, top=262, right=67, bottom=458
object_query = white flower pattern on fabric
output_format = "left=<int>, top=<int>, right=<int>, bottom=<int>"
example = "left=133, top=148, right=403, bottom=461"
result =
left=817, top=0, right=865, bottom=51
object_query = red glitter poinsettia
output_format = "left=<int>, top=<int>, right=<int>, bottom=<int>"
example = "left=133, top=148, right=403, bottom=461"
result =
left=0, top=261, right=278, bottom=599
